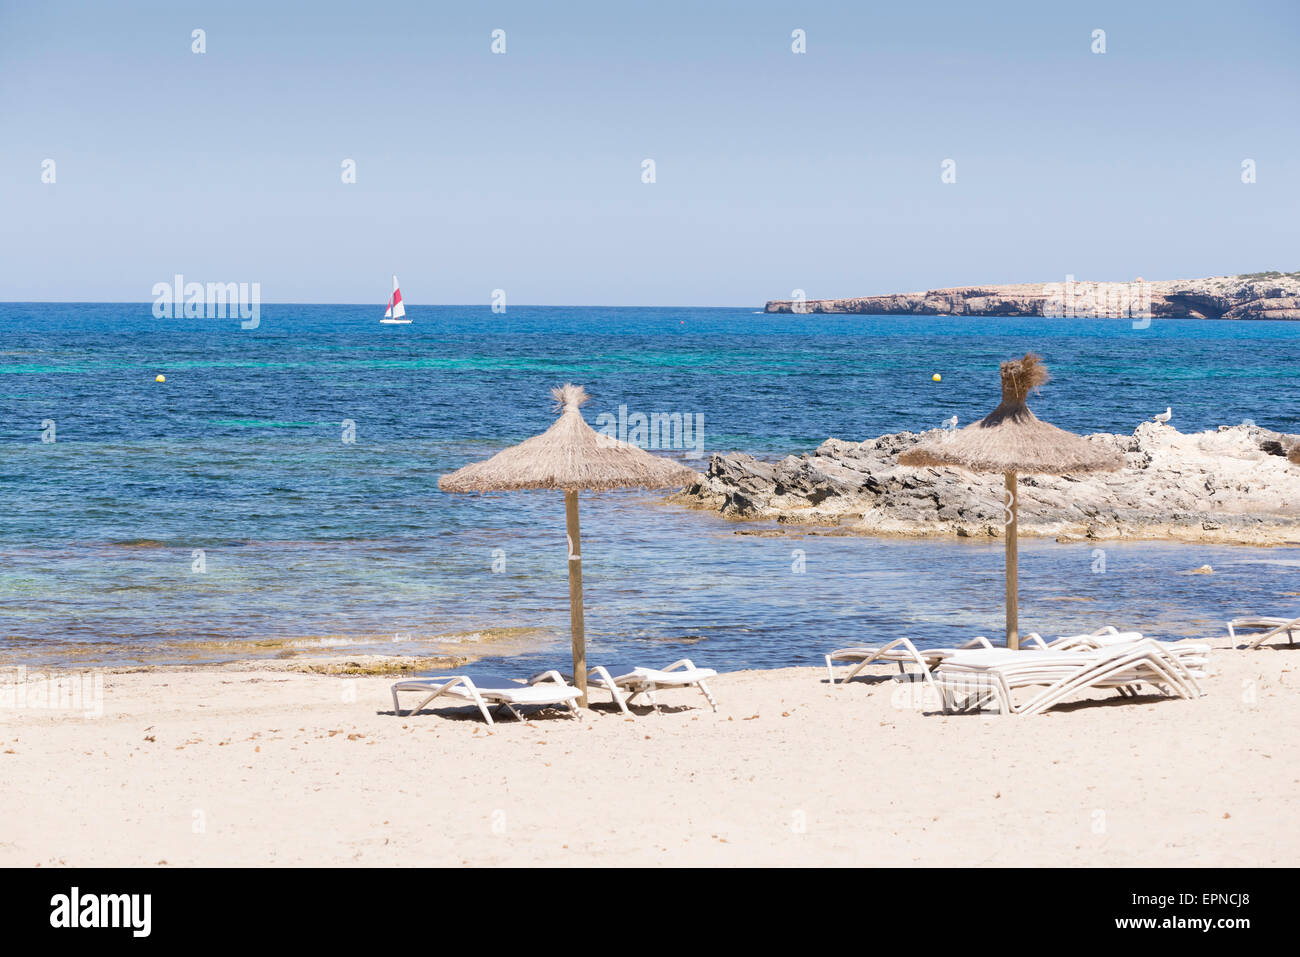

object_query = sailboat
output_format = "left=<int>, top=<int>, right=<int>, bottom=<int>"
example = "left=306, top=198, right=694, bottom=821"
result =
left=381, top=275, right=410, bottom=324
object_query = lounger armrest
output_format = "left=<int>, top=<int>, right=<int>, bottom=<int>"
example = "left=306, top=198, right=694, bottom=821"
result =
left=529, top=670, right=574, bottom=689
left=960, top=636, right=995, bottom=649
left=1049, top=636, right=1088, bottom=650
left=397, top=675, right=474, bottom=690
left=586, top=665, right=619, bottom=688
left=1020, top=633, right=1050, bottom=650
left=661, top=659, right=698, bottom=673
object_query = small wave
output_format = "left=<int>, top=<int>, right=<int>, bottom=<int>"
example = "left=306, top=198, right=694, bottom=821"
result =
left=155, top=626, right=549, bottom=656
left=205, top=419, right=334, bottom=429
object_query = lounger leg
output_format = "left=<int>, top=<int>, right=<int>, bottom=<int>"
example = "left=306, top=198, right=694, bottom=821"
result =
left=960, top=686, right=993, bottom=714
left=938, top=682, right=954, bottom=713
left=825, top=654, right=837, bottom=685
left=920, top=663, right=939, bottom=691
left=940, top=680, right=971, bottom=714
left=955, top=689, right=980, bottom=713
left=611, top=688, right=632, bottom=715
left=943, top=677, right=1002, bottom=715
left=410, top=690, right=443, bottom=717
left=696, top=680, right=718, bottom=713
left=502, top=702, right=526, bottom=722
left=588, top=666, right=630, bottom=715
left=941, top=679, right=977, bottom=713
left=470, top=691, right=495, bottom=725
left=844, top=660, right=871, bottom=684
left=645, top=683, right=661, bottom=713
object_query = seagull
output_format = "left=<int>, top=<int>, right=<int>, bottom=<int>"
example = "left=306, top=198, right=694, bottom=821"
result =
left=1153, top=407, right=1172, bottom=425
left=941, top=415, right=959, bottom=430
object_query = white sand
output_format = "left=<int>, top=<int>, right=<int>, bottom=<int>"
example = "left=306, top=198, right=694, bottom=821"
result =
left=2, top=644, right=1296, bottom=866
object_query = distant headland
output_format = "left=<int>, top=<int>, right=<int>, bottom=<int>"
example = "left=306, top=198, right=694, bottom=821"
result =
left=765, top=272, right=1300, bottom=320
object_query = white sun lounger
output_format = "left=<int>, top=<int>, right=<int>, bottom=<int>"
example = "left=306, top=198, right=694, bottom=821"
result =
left=1227, top=615, right=1300, bottom=649
left=391, top=670, right=583, bottom=725
left=1024, top=627, right=1211, bottom=678
left=825, top=636, right=994, bottom=687
left=934, top=639, right=1201, bottom=717
left=581, top=659, right=718, bottom=715
left=1020, top=625, right=1138, bottom=649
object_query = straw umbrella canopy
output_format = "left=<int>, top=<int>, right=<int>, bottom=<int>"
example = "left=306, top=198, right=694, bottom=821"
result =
left=439, top=384, right=698, bottom=704
left=898, top=354, right=1123, bottom=648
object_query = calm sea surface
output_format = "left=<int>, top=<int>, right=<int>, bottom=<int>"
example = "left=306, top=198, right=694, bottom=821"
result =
left=2, top=304, right=1298, bottom=671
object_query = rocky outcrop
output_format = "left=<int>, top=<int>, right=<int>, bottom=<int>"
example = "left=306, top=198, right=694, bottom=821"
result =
left=765, top=274, right=1300, bottom=320
left=675, top=423, right=1300, bottom=545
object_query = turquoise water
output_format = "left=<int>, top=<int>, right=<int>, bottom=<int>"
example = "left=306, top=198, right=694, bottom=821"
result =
left=2, top=303, right=1298, bottom=670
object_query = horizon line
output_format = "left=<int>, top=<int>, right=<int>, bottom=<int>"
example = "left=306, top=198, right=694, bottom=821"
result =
left=0, top=301, right=763, bottom=309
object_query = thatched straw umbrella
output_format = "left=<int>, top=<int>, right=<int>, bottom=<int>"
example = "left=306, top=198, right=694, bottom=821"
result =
left=439, top=384, right=698, bottom=704
left=898, top=354, right=1123, bottom=648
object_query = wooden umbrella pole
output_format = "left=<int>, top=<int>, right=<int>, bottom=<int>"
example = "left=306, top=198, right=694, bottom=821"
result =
left=1004, top=470, right=1019, bottom=649
left=564, top=489, right=588, bottom=706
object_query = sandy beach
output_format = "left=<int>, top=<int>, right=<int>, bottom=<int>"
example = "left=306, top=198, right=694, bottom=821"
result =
left=2, top=641, right=1295, bottom=868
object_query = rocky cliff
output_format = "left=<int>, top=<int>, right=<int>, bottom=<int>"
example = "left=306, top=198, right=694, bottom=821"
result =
left=765, top=273, right=1300, bottom=320
left=675, top=423, right=1300, bottom=546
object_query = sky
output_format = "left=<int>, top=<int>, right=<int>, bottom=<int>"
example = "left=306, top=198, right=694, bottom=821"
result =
left=1, top=0, right=1297, bottom=305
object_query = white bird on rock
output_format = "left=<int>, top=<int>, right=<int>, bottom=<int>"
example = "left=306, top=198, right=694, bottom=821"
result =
left=941, top=415, right=958, bottom=430
left=1153, top=407, right=1172, bottom=425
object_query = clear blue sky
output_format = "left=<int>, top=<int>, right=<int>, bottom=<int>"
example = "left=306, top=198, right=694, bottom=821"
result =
left=1, top=0, right=1296, bottom=305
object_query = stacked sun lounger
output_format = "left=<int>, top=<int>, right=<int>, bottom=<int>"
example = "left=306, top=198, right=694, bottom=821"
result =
left=933, top=639, right=1202, bottom=716
left=1022, top=626, right=1212, bottom=678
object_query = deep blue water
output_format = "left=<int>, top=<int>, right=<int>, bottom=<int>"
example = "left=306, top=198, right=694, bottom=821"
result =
left=2, top=303, right=1298, bottom=671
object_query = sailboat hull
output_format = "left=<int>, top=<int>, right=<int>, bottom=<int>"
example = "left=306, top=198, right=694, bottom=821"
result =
left=380, top=319, right=412, bottom=324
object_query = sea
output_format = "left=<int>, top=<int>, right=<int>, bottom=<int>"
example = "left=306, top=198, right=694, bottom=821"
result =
left=2, top=303, right=1298, bottom=673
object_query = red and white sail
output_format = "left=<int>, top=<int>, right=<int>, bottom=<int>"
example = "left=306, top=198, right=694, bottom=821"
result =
left=383, top=275, right=406, bottom=320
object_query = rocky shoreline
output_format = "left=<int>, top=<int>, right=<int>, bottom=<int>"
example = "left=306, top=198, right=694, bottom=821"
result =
left=675, top=422, right=1300, bottom=546
left=765, top=273, right=1300, bottom=320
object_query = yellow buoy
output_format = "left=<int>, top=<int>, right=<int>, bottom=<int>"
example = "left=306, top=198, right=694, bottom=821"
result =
left=932, top=373, right=942, bottom=382
left=155, top=374, right=166, bottom=383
